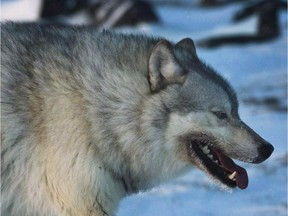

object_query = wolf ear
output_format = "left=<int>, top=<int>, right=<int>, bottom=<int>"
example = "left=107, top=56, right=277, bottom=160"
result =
left=175, top=38, right=197, bottom=56
left=148, top=40, right=186, bottom=92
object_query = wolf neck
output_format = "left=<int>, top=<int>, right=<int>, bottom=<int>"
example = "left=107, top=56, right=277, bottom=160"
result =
left=78, top=34, right=175, bottom=212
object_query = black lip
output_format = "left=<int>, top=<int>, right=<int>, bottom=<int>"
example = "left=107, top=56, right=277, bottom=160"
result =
left=191, top=140, right=236, bottom=188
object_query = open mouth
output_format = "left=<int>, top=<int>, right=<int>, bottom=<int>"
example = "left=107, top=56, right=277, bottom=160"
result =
left=188, top=138, right=248, bottom=189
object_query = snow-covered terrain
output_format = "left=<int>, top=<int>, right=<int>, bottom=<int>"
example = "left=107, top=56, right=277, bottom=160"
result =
left=1, top=1, right=287, bottom=216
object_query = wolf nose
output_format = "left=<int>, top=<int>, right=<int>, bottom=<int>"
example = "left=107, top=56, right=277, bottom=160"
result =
left=257, top=143, right=274, bottom=162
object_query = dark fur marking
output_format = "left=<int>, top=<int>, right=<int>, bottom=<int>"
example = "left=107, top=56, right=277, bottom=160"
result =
left=1, top=133, right=25, bottom=157
left=93, top=199, right=110, bottom=216
left=71, top=153, right=79, bottom=168
left=151, top=103, right=170, bottom=129
left=121, top=177, right=129, bottom=193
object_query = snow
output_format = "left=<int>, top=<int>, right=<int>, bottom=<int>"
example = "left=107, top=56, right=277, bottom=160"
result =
left=1, top=1, right=287, bottom=216
left=1, top=0, right=41, bottom=21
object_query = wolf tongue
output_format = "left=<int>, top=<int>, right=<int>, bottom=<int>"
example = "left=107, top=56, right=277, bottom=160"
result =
left=235, top=165, right=248, bottom=189
left=211, top=147, right=248, bottom=189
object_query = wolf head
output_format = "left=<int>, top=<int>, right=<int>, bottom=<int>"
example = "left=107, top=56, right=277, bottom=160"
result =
left=147, top=38, right=274, bottom=190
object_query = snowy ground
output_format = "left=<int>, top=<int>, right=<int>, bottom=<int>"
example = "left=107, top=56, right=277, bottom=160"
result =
left=1, top=1, right=287, bottom=216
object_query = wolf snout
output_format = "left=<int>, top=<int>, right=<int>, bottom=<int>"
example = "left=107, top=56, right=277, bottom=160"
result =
left=257, top=143, right=274, bottom=163
left=253, top=142, right=274, bottom=164
left=240, top=121, right=274, bottom=164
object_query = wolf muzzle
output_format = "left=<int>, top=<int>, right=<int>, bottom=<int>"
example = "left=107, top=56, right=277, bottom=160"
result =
left=241, top=121, right=274, bottom=163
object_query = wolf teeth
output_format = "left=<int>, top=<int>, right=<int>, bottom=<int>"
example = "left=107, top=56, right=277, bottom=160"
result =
left=228, top=171, right=236, bottom=181
left=201, top=146, right=210, bottom=154
left=200, top=145, right=220, bottom=165
left=200, top=146, right=219, bottom=163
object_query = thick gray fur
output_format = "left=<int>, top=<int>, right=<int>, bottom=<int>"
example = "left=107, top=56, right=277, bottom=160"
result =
left=1, top=22, right=273, bottom=216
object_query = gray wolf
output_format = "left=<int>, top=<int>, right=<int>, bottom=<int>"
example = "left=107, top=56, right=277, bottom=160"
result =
left=1, top=22, right=274, bottom=216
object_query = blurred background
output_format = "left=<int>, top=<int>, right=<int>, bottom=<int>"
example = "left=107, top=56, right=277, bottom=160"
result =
left=1, top=0, right=287, bottom=215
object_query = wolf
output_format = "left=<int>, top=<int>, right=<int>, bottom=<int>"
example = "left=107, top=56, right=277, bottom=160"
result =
left=1, top=22, right=274, bottom=216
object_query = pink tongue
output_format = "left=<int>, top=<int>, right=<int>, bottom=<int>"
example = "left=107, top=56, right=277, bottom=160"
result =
left=212, top=147, right=248, bottom=189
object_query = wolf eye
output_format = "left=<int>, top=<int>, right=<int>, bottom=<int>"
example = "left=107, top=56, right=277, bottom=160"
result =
left=213, top=111, right=228, bottom=120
